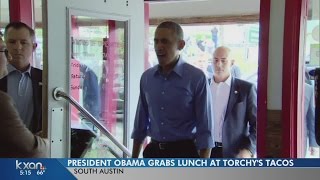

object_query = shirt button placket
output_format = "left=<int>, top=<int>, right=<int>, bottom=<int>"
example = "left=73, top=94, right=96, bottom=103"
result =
left=161, top=76, right=167, bottom=141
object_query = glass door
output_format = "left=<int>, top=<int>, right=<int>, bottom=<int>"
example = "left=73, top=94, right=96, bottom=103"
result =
left=69, top=13, right=127, bottom=158
left=301, top=0, right=320, bottom=158
left=44, top=0, right=145, bottom=157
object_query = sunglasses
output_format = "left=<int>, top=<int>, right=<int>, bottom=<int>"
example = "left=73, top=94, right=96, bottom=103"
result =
left=0, top=49, right=8, bottom=57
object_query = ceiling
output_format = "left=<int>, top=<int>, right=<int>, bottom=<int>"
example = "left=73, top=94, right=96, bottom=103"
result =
left=147, top=0, right=260, bottom=18
left=1, top=0, right=319, bottom=22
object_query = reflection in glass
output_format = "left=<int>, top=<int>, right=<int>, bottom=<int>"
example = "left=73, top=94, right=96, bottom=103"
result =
left=70, top=15, right=126, bottom=157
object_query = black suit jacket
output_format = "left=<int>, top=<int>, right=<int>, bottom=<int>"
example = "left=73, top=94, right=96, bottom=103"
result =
left=222, top=77, right=257, bottom=157
left=0, top=67, right=42, bottom=134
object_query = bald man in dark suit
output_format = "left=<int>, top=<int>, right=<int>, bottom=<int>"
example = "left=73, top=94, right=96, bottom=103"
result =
left=210, top=46, right=256, bottom=158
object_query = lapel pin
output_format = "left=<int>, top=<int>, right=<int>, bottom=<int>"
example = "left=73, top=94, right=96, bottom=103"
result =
left=39, top=82, right=43, bottom=86
left=234, top=90, right=238, bottom=94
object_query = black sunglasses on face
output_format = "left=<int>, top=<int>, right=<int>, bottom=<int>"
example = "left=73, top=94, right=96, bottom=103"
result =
left=0, top=49, right=8, bottom=55
left=0, top=49, right=8, bottom=57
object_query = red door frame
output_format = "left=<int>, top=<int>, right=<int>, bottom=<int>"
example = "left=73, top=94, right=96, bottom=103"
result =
left=282, top=0, right=308, bottom=158
left=257, top=0, right=307, bottom=158
left=257, top=0, right=271, bottom=158
left=8, top=0, right=35, bottom=65
left=102, top=20, right=118, bottom=133
left=9, top=0, right=33, bottom=27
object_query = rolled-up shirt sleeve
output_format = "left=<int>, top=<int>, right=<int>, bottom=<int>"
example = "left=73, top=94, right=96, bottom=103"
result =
left=131, top=75, right=149, bottom=144
left=194, top=75, right=214, bottom=149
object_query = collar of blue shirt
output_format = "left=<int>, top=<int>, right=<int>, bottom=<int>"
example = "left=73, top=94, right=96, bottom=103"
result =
left=153, top=56, right=184, bottom=78
left=7, top=63, right=32, bottom=76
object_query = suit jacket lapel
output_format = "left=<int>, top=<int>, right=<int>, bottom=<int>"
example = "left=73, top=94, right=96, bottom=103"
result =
left=30, top=67, right=42, bottom=133
left=0, top=76, right=8, bottom=92
left=31, top=68, right=40, bottom=109
left=225, top=77, right=239, bottom=120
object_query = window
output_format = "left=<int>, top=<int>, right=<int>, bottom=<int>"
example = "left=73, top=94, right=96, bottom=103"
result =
left=0, top=0, right=9, bottom=34
left=148, top=23, right=259, bottom=86
left=34, top=0, right=43, bottom=69
left=69, top=16, right=127, bottom=158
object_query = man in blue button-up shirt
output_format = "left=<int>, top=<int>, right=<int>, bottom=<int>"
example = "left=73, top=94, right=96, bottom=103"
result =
left=131, top=21, right=214, bottom=158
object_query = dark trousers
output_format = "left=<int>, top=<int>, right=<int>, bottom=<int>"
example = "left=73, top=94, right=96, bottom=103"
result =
left=143, top=139, right=200, bottom=158
left=210, top=147, right=223, bottom=158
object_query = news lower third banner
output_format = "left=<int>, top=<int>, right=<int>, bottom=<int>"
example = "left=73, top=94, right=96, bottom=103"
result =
left=1, top=158, right=320, bottom=179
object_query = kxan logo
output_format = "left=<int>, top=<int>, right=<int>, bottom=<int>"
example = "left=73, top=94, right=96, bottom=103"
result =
left=16, top=160, right=46, bottom=176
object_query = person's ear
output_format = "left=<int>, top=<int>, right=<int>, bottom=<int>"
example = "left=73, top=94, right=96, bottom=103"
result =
left=177, top=40, right=185, bottom=50
left=6, top=50, right=12, bottom=62
left=231, top=59, right=235, bottom=65
left=32, top=42, right=38, bottom=51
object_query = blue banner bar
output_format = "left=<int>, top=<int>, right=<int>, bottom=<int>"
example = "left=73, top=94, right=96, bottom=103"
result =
left=1, top=158, right=320, bottom=179
left=58, top=158, right=320, bottom=167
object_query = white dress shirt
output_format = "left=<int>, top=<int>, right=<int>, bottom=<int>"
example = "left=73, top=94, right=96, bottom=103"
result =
left=211, top=75, right=232, bottom=142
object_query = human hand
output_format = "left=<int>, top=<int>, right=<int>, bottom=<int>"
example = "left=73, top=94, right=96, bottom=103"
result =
left=35, top=130, right=44, bottom=137
left=309, top=147, right=319, bottom=156
left=236, top=149, right=253, bottom=158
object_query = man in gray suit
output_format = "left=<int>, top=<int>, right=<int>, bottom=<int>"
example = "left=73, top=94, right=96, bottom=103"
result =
left=210, top=46, right=257, bottom=158
left=0, top=90, right=48, bottom=157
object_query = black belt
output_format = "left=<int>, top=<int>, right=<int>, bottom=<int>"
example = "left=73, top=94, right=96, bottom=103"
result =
left=215, top=142, right=223, bottom=147
left=151, top=139, right=195, bottom=150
